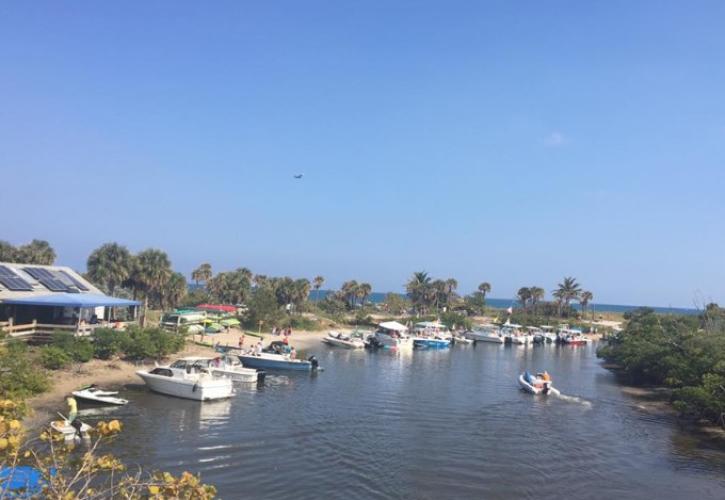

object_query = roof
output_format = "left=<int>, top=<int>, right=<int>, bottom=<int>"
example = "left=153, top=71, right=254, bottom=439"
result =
left=196, top=304, right=237, bottom=313
left=0, top=262, right=102, bottom=301
left=0, top=293, right=139, bottom=308
left=378, top=321, right=408, bottom=332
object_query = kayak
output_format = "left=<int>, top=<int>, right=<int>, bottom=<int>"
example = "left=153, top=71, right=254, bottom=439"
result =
left=72, top=385, right=128, bottom=406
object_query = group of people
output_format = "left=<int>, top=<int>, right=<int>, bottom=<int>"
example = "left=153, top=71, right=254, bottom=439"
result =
left=271, top=326, right=293, bottom=337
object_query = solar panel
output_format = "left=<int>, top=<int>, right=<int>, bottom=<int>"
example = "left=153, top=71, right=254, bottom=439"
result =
left=0, top=265, right=18, bottom=277
left=39, top=278, right=69, bottom=292
left=0, top=276, right=34, bottom=291
left=58, top=271, right=89, bottom=291
left=24, top=267, right=54, bottom=280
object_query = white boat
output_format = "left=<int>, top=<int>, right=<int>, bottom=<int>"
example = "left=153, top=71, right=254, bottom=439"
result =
left=72, top=385, right=128, bottom=406
left=502, top=323, right=533, bottom=344
left=50, top=419, right=92, bottom=441
left=169, top=356, right=261, bottom=383
left=136, top=363, right=233, bottom=401
left=518, top=371, right=560, bottom=396
left=371, top=321, right=413, bottom=349
left=323, top=331, right=366, bottom=349
left=558, top=327, right=592, bottom=345
left=466, top=326, right=505, bottom=344
left=535, top=326, right=557, bottom=343
left=452, top=335, right=473, bottom=345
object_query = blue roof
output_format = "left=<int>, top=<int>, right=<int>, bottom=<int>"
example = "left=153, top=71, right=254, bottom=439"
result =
left=0, top=293, right=140, bottom=308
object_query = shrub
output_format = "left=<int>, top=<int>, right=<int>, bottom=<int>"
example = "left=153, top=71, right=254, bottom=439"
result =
left=40, top=346, right=72, bottom=370
left=52, top=332, right=94, bottom=362
left=93, top=328, right=126, bottom=359
left=0, top=341, right=49, bottom=398
left=122, top=326, right=185, bottom=360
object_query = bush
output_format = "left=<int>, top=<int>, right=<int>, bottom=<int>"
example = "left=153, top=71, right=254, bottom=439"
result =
left=0, top=341, right=49, bottom=398
left=52, top=332, right=94, bottom=362
left=93, top=328, right=126, bottom=359
left=122, top=326, right=185, bottom=360
left=40, top=346, right=72, bottom=370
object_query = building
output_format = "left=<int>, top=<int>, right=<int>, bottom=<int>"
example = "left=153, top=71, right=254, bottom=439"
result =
left=0, top=262, right=139, bottom=339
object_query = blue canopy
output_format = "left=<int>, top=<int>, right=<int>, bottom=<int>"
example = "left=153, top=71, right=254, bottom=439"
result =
left=1, top=293, right=140, bottom=308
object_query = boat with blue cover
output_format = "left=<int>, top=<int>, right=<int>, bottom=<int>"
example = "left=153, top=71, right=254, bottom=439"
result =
left=235, top=341, right=320, bottom=372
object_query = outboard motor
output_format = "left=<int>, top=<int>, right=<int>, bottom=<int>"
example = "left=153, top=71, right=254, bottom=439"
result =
left=543, top=381, right=551, bottom=395
left=308, top=355, right=319, bottom=370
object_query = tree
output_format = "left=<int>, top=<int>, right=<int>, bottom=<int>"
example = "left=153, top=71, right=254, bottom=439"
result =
left=445, top=278, right=458, bottom=308
left=86, top=242, right=133, bottom=296
left=517, top=287, right=532, bottom=310
left=580, top=290, right=593, bottom=317
left=478, top=282, right=491, bottom=301
left=529, top=286, right=545, bottom=313
left=15, top=239, right=56, bottom=265
left=132, top=249, right=173, bottom=322
left=554, top=276, right=581, bottom=316
left=207, top=268, right=252, bottom=304
left=162, top=272, right=188, bottom=309
left=313, top=275, right=325, bottom=301
left=0, top=240, right=17, bottom=262
left=407, top=271, right=432, bottom=314
left=358, top=282, right=372, bottom=306
left=340, top=280, right=360, bottom=309
left=191, top=263, right=212, bottom=286
left=384, top=293, right=410, bottom=315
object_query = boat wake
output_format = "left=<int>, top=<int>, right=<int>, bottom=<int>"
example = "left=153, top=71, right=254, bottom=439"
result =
left=553, top=393, right=593, bottom=408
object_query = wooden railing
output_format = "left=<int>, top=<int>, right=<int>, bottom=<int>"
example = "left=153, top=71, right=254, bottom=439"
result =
left=0, top=320, right=137, bottom=343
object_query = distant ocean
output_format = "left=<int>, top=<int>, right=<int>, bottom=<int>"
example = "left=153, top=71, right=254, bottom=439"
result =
left=307, top=290, right=700, bottom=316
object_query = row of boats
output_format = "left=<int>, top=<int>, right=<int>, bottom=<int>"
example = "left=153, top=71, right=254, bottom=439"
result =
left=322, top=321, right=592, bottom=350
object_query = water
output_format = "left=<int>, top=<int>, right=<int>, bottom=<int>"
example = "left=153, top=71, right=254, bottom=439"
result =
left=102, top=344, right=725, bottom=499
left=309, top=290, right=700, bottom=315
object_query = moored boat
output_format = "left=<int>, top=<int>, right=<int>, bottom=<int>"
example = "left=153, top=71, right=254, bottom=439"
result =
left=323, top=331, right=366, bottom=349
left=237, top=352, right=317, bottom=371
left=72, top=385, right=128, bottom=406
left=50, top=419, right=93, bottom=441
left=518, top=371, right=559, bottom=395
left=466, top=326, right=505, bottom=344
left=136, top=364, right=233, bottom=401
left=371, top=321, right=413, bottom=349
left=558, top=327, right=591, bottom=345
left=169, top=356, right=262, bottom=383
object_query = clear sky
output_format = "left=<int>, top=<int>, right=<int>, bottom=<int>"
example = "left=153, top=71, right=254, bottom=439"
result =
left=2, top=1, right=724, bottom=307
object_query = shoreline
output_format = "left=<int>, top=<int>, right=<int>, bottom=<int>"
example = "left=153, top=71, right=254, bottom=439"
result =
left=23, top=329, right=334, bottom=429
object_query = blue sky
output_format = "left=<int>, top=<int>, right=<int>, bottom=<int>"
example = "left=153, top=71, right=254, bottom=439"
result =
left=2, top=1, right=724, bottom=307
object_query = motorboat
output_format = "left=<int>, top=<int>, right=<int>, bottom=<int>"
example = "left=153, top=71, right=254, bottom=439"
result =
left=371, top=321, right=413, bottom=349
left=136, top=363, right=233, bottom=401
left=412, top=336, right=451, bottom=349
left=237, top=342, right=320, bottom=372
left=465, top=326, right=505, bottom=344
left=502, top=323, right=532, bottom=344
left=518, top=371, right=560, bottom=395
left=411, top=321, right=452, bottom=349
left=323, top=331, right=366, bottom=349
left=169, top=356, right=262, bottom=383
left=72, top=385, right=128, bottom=406
left=50, top=418, right=92, bottom=441
left=558, top=327, right=591, bottom=345
left=452, top=335, right=473, bottom=345
left=535, top=325, right=557, bottom=343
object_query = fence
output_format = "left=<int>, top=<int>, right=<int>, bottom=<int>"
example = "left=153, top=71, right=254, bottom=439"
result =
left=0, top=319, right=136, bottom=343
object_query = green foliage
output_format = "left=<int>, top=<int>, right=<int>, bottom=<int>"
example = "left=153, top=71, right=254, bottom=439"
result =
left=52, top=332, right=94, bottom=362
left=439, top=311, right=472, bottom=331
left=122, top=326, right=185, bottom=360
left=0, top=340, right=49, bottom=398
left=40, top=345, right=72, bottom=369
left=245, top=287, right=285, bottom=328
left=383, top=293, right=410, bottom=315
left=598, top=307, right=725, bottom=424
left=93, top=328, right=127, bottom=359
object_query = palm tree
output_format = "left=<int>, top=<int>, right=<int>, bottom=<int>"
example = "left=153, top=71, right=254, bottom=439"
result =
left=529, top=286, right=545, bottom=313
left=191, top=263, right=212, bottom=286
left=87, top=242, right=133, bottom=296
left=16, top=239, right=56, bottom=265
left=407, top=271, right=432, bottom=314
left=445, top=278, right=458, bottom=309
left=162, top=272, right=188, bottom=310
left=341, top=280, right=359, bottom=309
left=517, top=287, right=532, bottom=310
left=0, top=241, right=17, bottom=262
left=358, top=283, right=372, bottom=306
left=554, top=276, right=582, bottom=316
left=133, top=249, right=173, bottom=323
left=478, top=282, right=491, bottom=301
left=313, top=275, right=325, bottom=301
left=580, top=290, right=593, bottom=317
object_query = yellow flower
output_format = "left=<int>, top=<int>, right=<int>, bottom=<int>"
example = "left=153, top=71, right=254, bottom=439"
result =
left=148, top=485, right=160, bottom=495
left=0, top=438, right=8, bottom=450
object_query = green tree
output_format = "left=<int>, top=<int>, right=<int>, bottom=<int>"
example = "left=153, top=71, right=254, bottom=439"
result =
left=554, top=276, right=581, bottom=316
left=529, top=286, right=545, bottom=313
left=0, top=240, right=17, bottom=262
left=517, top=287, right=532, bottom=310
left=15, top=239, right=56, bottom=265
left=478, top=282, right=491, bottom=301
left=86, top=242, right=133, bottom=296
left=313, top=275, right=325, bottom=301
left=358, top=282, right=372, bottom=306
left=340, top=280, right=360, bottom=309
left=191, top=263, right=212, bottom=286
left=580, top=290, right=593, bottom=317
left=407, top=271, right=432, bottom=314
left=132, top=249, right=173, bottom=322
left=163, top=272, right=188, bottom=310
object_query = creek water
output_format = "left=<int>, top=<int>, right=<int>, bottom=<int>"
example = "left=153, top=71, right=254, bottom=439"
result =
left=90, top=342, right=725, bottom=499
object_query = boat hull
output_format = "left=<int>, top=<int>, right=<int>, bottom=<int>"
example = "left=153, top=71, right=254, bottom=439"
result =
left=413, top=338, right=451, bottom=349
left=238, top=354, right=312, bottom=371
left=322, top=337, right=365, bottom=349
left=209, top=367, right=260, bottom=383
left=136, top=371, right=233, bottom=401
left=518, top=374, right=560, bottom=396
left=466, top=331, right=505, bottom=343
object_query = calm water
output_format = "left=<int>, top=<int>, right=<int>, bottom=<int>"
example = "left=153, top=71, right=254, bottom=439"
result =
left=96, top=343, right=725, bottom=499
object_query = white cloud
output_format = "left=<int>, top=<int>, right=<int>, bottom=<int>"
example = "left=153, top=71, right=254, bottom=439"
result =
left=543, top=131, right=567, bottom=147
